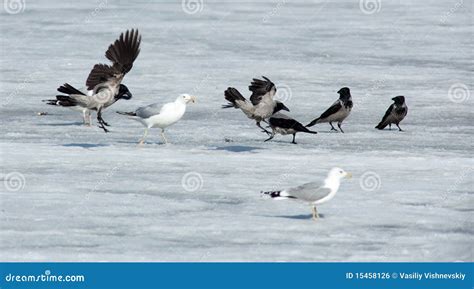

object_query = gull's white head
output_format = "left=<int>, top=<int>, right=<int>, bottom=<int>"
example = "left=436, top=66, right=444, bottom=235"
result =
left=177, top=94, right=197, bottom=104
left=327, top=167, right=352, bottom=181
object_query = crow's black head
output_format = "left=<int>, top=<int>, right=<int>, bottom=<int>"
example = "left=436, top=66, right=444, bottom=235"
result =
left=337, top=87, right=351, bottom=100
left=392, top=95, right=405, bottom=105
left=274, top=101, right=290, bottom=113
left=117, top=84, right=132, bottom=100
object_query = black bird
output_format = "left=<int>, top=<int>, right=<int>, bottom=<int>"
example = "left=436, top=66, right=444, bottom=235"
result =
left=265, top=112, right=317, bottom=144
left=45, top=29, right=141, bottom=132
left=306, top=87, right=353, bottom=133
left=375, top=96, right=408, bottom=131
left=223, top=76, right=290, bottom=134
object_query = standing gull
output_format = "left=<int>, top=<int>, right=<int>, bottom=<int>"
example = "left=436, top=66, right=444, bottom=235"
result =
left=306, top=87, right=353, bottom=133
left=265, top=112, right=317, bottom=144
left=117, top=94, right=196, bottom=145
left=375, top=96, right=408, bottom=131
left=44, top=29, right=141, bottom=132
left=223, top=76, right=289, bottom=134
left=261, top=168, right=351, bottom=220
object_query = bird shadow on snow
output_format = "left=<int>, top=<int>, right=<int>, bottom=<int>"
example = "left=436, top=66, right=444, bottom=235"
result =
left=214, top=145, right=263, bottom=152
left=38, top=122, right=85, bottom=126
left=62, top=143, right=110, bottom=149
left=261, top=214, right=325, bottom=220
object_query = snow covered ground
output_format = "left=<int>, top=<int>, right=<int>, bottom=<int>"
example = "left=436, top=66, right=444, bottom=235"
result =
left=0, top=0, right=472, bottom=261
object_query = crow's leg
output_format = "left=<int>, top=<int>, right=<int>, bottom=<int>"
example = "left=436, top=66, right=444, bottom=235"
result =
left=396, top=124, right=403, bottom=131
left=264, top=132, right=275, bottom=142
left=97, top=108, right=109, bottom=133
left=257, top=121, right=272, bottom=135
left=291, top=133, right=297, bottom=144
left=337, top=122, right=345, bottom=133
left=329, top=122, right=338, bottom=132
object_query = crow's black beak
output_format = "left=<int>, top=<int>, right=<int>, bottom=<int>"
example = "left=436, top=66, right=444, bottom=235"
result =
left=282, top=104, right=290, bottom=112
left=123, top=91, right=133, bottom=100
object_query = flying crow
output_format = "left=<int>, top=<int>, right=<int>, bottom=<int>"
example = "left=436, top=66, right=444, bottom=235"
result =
left=45, top=29, right=141, bottom=132
left=223, top=76, right=289, bottom=134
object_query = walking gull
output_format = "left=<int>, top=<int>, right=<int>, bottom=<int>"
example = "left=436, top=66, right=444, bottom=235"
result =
left=117, top=94, right=196, bottom=145
left=261, top=168, right=351, bottom=220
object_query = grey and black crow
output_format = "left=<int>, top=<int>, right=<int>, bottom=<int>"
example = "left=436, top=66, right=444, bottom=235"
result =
left=265, top=112, right=317, bottom=144
left=45, top=29, right=141, bottom=132
left=375, top=96, right=407, bottom=131
left=223, top=76, right=289, bottom=134
left=306, top=87, right=353, bottom=133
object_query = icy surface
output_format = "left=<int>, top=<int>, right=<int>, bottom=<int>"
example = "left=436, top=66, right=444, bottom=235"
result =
left=0, top=0, right=472, bottom=261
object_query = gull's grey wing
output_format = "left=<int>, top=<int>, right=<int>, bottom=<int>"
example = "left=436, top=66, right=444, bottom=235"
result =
left=135, top=103, right=162, bottom=119
left=286, top=182, right=331, bottom=202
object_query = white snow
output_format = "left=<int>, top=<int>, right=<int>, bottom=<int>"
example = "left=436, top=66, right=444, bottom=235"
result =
left=0, top=0, right=472, bottom=261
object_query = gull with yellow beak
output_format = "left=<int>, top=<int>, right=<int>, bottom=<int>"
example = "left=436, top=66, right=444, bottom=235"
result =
left=261, top=168, right=352, bottom=220
left=117, top=94, right=196, bottom=145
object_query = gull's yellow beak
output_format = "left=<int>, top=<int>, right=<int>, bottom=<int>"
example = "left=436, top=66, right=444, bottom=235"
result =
left=345, top=172, right=352, bottom=179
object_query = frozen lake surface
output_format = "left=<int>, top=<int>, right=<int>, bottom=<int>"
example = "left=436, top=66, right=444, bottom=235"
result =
left=0, top=0, right=472, bottom=261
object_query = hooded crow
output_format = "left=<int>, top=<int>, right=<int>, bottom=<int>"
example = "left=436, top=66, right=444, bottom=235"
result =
left=45, top=29, right=141, bottom=132
left=306, top=87, right=353, bottom=133
left=375, top=96, right=408, bottom=131
left=265, top=112, right=317, bottom=144
left=261, top=168, right=351, bottom=220
left=117, top=94, right=196, bottom=145
left=43, top=87, right=93, bottom=125
left=222, top=76, right=290, bottom=134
